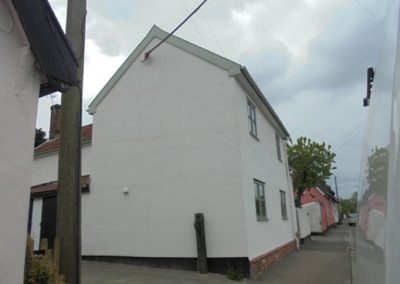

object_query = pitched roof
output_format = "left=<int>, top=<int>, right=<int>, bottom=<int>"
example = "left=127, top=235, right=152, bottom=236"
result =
left=31, top=175, right=90, bottom=197
left=319, top=186, right=339, bottom=203
left=87, top=25, right=290, bottom=138
left=34, top=124, right=92, bottom=156
left=11, top=0, right=78, bottom=96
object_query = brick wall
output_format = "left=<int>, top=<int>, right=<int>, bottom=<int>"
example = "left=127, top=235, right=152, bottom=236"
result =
left=249, top=239, right=297, bottom=279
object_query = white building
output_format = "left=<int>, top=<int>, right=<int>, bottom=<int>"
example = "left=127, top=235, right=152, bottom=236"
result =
left=31, top=25, right=298, bottom=278
left=0, top=1, right=77, bottom=283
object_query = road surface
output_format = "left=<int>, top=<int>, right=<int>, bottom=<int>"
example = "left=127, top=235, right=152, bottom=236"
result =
left=82, top=225, right=351, bottom=283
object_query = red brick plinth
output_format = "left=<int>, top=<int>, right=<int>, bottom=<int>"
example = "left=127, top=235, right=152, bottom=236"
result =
left=250, top=239, right=297, bottom=279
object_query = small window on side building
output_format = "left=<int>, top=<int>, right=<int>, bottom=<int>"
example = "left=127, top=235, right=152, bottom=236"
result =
left=254, top=179, right=267, bottom=221
left=275, top=132, right=282, bottom=162
left=247, top=99, right=257, bottom=139
left=280, top=190, right=288, bottom=220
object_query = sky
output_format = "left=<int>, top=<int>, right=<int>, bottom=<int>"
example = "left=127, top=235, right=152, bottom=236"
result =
left=37, top=0, right=388, bottom=198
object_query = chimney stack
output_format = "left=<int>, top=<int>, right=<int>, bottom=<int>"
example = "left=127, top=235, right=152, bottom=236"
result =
left=49, top=104, right=61, bottom=139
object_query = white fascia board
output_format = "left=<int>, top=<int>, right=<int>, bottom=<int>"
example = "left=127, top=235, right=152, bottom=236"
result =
left=302, top=201, right=319, bottom=208
left=87, top=25, right=241, bottom=114
left=316, top=187, right=326, bottom=197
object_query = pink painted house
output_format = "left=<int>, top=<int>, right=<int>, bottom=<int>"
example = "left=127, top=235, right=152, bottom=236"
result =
left=301, top=186, right=339, bottom=233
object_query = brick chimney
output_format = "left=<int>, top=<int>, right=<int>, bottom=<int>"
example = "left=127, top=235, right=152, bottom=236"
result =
left=49, top=104, right=61, bottom=139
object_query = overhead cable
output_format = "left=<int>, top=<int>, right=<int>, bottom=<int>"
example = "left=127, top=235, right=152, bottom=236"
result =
left=352, top=0, right=383, bottom=24
left=142, top=0, right=208, bottom=61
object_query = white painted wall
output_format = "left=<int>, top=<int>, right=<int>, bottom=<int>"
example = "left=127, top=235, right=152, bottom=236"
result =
left=234, top=84, right=297, bottom=259
left=31, top=144, right=92, bottom=186
left=31, top=145, right=91, bottom=251
left=85, top=38, right=248, bottom=258
left=303, top=202, right=323, bottom=233
left=0, top=1, right=40, bottom=283
left=333, top=203, right=339, bottom=223
left=296, top=208, right=311, bottom=239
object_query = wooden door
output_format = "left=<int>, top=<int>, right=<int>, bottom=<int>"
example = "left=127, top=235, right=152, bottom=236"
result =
left=40, top=196, right=57, bottom=249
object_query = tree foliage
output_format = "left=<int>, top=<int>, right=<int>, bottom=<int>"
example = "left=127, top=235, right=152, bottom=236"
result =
left=340, top=192, right=357, bottom=215
left=35, top=128, right=46, bottom=147
left=288, top=137, right=336, bottom=207
left=365, top=147, right=388, bottom=198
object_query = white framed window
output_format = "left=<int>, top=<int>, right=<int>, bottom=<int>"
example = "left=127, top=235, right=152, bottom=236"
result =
left=247, top=99, right=257, bottom=139
left=280, top=190, right=288, bottom=220
left=254, top=179, right=267, bottom=221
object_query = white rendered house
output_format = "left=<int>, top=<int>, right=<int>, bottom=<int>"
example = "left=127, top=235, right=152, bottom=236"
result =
left=0, top=0, right=77, bottom=283
left=31, top=25, right=298, bottom=278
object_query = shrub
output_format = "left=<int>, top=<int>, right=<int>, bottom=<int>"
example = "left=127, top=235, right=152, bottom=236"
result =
left=24, top=236, right=65, bottom=284
left=226, top=266, right=244, bottom=281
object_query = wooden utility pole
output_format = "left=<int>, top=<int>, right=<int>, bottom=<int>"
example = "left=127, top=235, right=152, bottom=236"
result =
left=56, top=0, right=86, bottom=283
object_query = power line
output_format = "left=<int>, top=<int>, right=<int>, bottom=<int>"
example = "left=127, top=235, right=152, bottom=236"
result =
left=336, top=126, right=365, bottom=152
left=143, top=0, right=208, bottom=61
left=181, top=0, right=208, bottom=49
left=193, top=0, right=227, bottom=57
left=336, top=127, right=364, bottom=150
left=352, top=0, right=383, bottom=24
left=333, top=120, right=366, bottom=146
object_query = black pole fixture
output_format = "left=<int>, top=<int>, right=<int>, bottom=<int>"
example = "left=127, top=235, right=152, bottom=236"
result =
left=363, top=67, right=375, bottom=107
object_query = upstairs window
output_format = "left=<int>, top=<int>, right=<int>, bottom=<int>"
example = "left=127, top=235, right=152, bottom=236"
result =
left=275, top=132, right=282, bottom=162
left=280, top=190, right=288, bottom=220
left=254, top=179, right=267, bottom=221
left=247, top=99, right=257, bottom=138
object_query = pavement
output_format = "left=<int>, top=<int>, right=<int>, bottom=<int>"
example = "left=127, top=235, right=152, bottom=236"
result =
left=82, top=225, right=351, bottom=283
left=259, top=224, right=351, bottom=284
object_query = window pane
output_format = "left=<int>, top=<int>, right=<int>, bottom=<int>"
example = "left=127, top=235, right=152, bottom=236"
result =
left=260, top=200, right=266, bottom=217
left=276, top=132, right=282, bottom=161
left=255, top=200, right=260, bottom=216
left=280, top=190, right=287, bottom=219
left=247, top=100, right=257, bottom=137
left=254, top=180, right=266, bottom=219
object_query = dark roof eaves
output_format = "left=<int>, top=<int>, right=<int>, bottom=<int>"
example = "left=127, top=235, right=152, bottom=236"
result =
left=11, top=0, right=79, bottom=95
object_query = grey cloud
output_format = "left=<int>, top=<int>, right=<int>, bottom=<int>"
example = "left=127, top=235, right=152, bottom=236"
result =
left=238, top=3, right=383, bottom=105
left=300, top=7, right=382, bottom=92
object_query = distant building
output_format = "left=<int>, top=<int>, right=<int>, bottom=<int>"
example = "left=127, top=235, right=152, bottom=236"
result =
left=0, top=0, right=77, bottom=283
left=301, top=186, right=339, bottom=233
left=30, top=25, right=298, bottom=278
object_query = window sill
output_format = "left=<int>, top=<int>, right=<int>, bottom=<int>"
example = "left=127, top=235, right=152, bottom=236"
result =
left=282, top=218, right=289, bottom=221
left=257, top=217, right=269, bottom=222
left=250, top=133, right=259, bottom=141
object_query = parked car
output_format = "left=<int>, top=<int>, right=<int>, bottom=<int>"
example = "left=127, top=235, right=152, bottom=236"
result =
left=348, top=213, right=357, bottom=226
